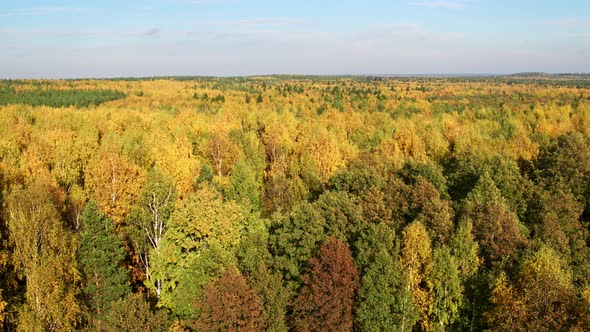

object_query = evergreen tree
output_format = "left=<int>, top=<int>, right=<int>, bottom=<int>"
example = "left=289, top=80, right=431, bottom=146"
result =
left=79, top=201, right=130, bottom=325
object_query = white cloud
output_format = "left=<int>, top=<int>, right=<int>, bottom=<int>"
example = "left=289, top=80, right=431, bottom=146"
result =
left=1, top=19, right=587, bottom=78
left=0, top=6, right=91, bottom=17
left=143, top=27, right=161, bottom=37
left=543, top=17, right=590, bottom=29
left=409, top=1, right=465, bottom=10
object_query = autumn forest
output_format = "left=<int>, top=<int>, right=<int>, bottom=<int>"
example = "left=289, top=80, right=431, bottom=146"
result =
left=1, top=75, right=590, bottom=331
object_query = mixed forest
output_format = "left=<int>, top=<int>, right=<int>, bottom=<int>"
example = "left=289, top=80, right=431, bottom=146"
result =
left=0, top=75, right=590, bottom=331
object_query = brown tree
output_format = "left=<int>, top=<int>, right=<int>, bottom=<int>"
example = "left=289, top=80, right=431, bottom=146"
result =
left=194, top=269, right=267, bottom=332
left=291, top=237, right=360, bottom=332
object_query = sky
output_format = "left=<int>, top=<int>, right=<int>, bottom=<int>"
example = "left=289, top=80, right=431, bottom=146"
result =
left=0, top=0, right=589, bottom=78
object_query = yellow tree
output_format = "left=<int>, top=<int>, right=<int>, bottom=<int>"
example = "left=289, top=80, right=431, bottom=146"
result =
left=6, top=177, right=81, bottom=330
left=85, top=149, right=145, bottom=225
left=400, top=221, right=433, bottom=331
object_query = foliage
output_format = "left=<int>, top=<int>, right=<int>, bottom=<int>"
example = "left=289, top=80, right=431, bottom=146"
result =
left=79, top=201, right=130, bottom=324
left=194, top=269, right=267, bottom=331
left=0, top=85, right=125, bottom=107
left=355, top=223, right=418, bottom=332
left=5, top=177, right=81, bottom=330
left=291, top=237, right=360, bottom=332
left=151, top=185, right=243, bottom=318
left=103, top=294, right=169, bottom=331
left=0, top=76, right=589, bottom=330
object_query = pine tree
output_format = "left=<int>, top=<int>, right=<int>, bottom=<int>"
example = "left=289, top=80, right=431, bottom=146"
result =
left=79, top=201, right=130, bottom=325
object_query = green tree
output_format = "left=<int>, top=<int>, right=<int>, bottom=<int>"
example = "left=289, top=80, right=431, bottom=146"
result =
left=225, top=159, right=261, bottom=212
left=128, top=168, right=176, bottom=298
left=355, top=223, right=418, bottom=332
left=103, top=294, right=169, bottom=332
left=449, top=220, right=480, bottom=280
left=269, top=202, right=326, bottom=291
left=79, top=201, right=130, bottom=326
left=195, top=163, right=215, bottom=188
left=152, top=185, right=244, bottom=318
left=536, top=131, right=590, bottom=204
left=237, top=216, right=288, bottom=332
left=312, top=190, right=365, bottom=245
left=446, top=153, right=530, bottom=219
left=527, top=186, right=589, bottom=285
left=409, top=178, right=454, bottom=247
left=449, top=220, right=482, bottom=331
left=460, top=172, right=528, bottom=269
left=428, top=247, right=462, bottom=331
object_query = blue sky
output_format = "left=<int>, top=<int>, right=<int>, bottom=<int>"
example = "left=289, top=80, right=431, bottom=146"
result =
left=1, top=0, right=589, bottom=78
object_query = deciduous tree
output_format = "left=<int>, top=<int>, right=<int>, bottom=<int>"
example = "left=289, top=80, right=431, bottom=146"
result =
left=292, top=237, right=360, bottom=332
left=6, top=177, right=80, bottom=330
left=195, top=269, right=267, bottom=332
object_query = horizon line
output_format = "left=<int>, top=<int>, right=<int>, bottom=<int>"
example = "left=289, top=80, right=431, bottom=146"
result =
left=2, top=72, right=590, bottom=81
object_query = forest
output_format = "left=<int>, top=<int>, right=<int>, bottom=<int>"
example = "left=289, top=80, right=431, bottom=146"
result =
left=0, top=75, right=590, bottom=331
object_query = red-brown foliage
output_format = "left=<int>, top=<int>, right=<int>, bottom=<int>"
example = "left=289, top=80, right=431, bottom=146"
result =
left=291, top=237, right=360, bottom=332
left=194, top=269, right=267, bottom=332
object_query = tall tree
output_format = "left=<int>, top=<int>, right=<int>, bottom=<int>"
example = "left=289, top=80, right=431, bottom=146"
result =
left=428, top=247, right=463, bottom=331
left=355, top=223, right=418, bottom=332
left=449, top=220, right=482, bottom=331
left=291, top=237, right=360, bottom=332
left=460, top=172, right=528, bottom=269
left=312, top=190, right=365, bottom=245
left=400, top=221, right=433, bottom=331
left=238, top=215, right=289, bottom=332
left=128, top=168, right=176, bottom=299
left=536, top=131, right=590, bottom=203
left=194, top=269, right=267, bottom=332
left=409, top=178, right=454, bottom=247
left=85, top=149, right=145, bottom=224
left=79, top=201, right=130, bottom=326
left=6, top=177, right=81, bottom=330
left=527, top=186, right=589, bottom=285
left=225, top=159, right=261, bottom=212
left=151, top=185, right=243, bottom=319
left=269, top=202, right=326, bottom=291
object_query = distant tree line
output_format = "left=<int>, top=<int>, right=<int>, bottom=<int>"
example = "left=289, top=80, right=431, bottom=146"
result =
left=0, top=85, right=125, bottom=107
